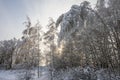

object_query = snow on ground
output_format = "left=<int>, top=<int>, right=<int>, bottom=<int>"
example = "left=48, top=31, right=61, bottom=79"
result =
left=0, top=69, right=50, bottom=80
left=0, top=67, right=120, bottom=80
left=0, top=70, right=18, bottom=80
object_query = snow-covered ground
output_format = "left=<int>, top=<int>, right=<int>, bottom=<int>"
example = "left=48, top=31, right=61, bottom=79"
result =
left=0, top=67, right=119, bottom=80
left=0, top=70, right=19, bottom=80
left=0, top=69, right=50, bottom=80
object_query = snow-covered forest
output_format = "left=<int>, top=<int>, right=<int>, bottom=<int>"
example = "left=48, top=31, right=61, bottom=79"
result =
left=0, top=0, right=120, bottom=80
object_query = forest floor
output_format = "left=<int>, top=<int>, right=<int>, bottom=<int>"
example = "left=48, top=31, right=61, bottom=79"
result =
left=0, top=68, right=49, bottom=80
left=0, top=67, right=119, bottom=80
left=0, top=70, right=19, bottom=80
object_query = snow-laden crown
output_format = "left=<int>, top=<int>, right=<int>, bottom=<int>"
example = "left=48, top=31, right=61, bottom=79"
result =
left=56, top=1, right=92, bottom=43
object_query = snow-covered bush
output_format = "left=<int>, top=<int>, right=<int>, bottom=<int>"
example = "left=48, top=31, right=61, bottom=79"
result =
left=53, top=67, right=120, bottom=80
left=17, top=70, right=35, bottom=80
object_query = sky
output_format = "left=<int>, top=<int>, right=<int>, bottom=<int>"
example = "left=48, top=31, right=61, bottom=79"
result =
left=0, top=0, right=97, bottom=40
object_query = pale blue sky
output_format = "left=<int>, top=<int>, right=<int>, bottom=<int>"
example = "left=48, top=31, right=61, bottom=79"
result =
left=0, top=0, right=97, bottom=40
